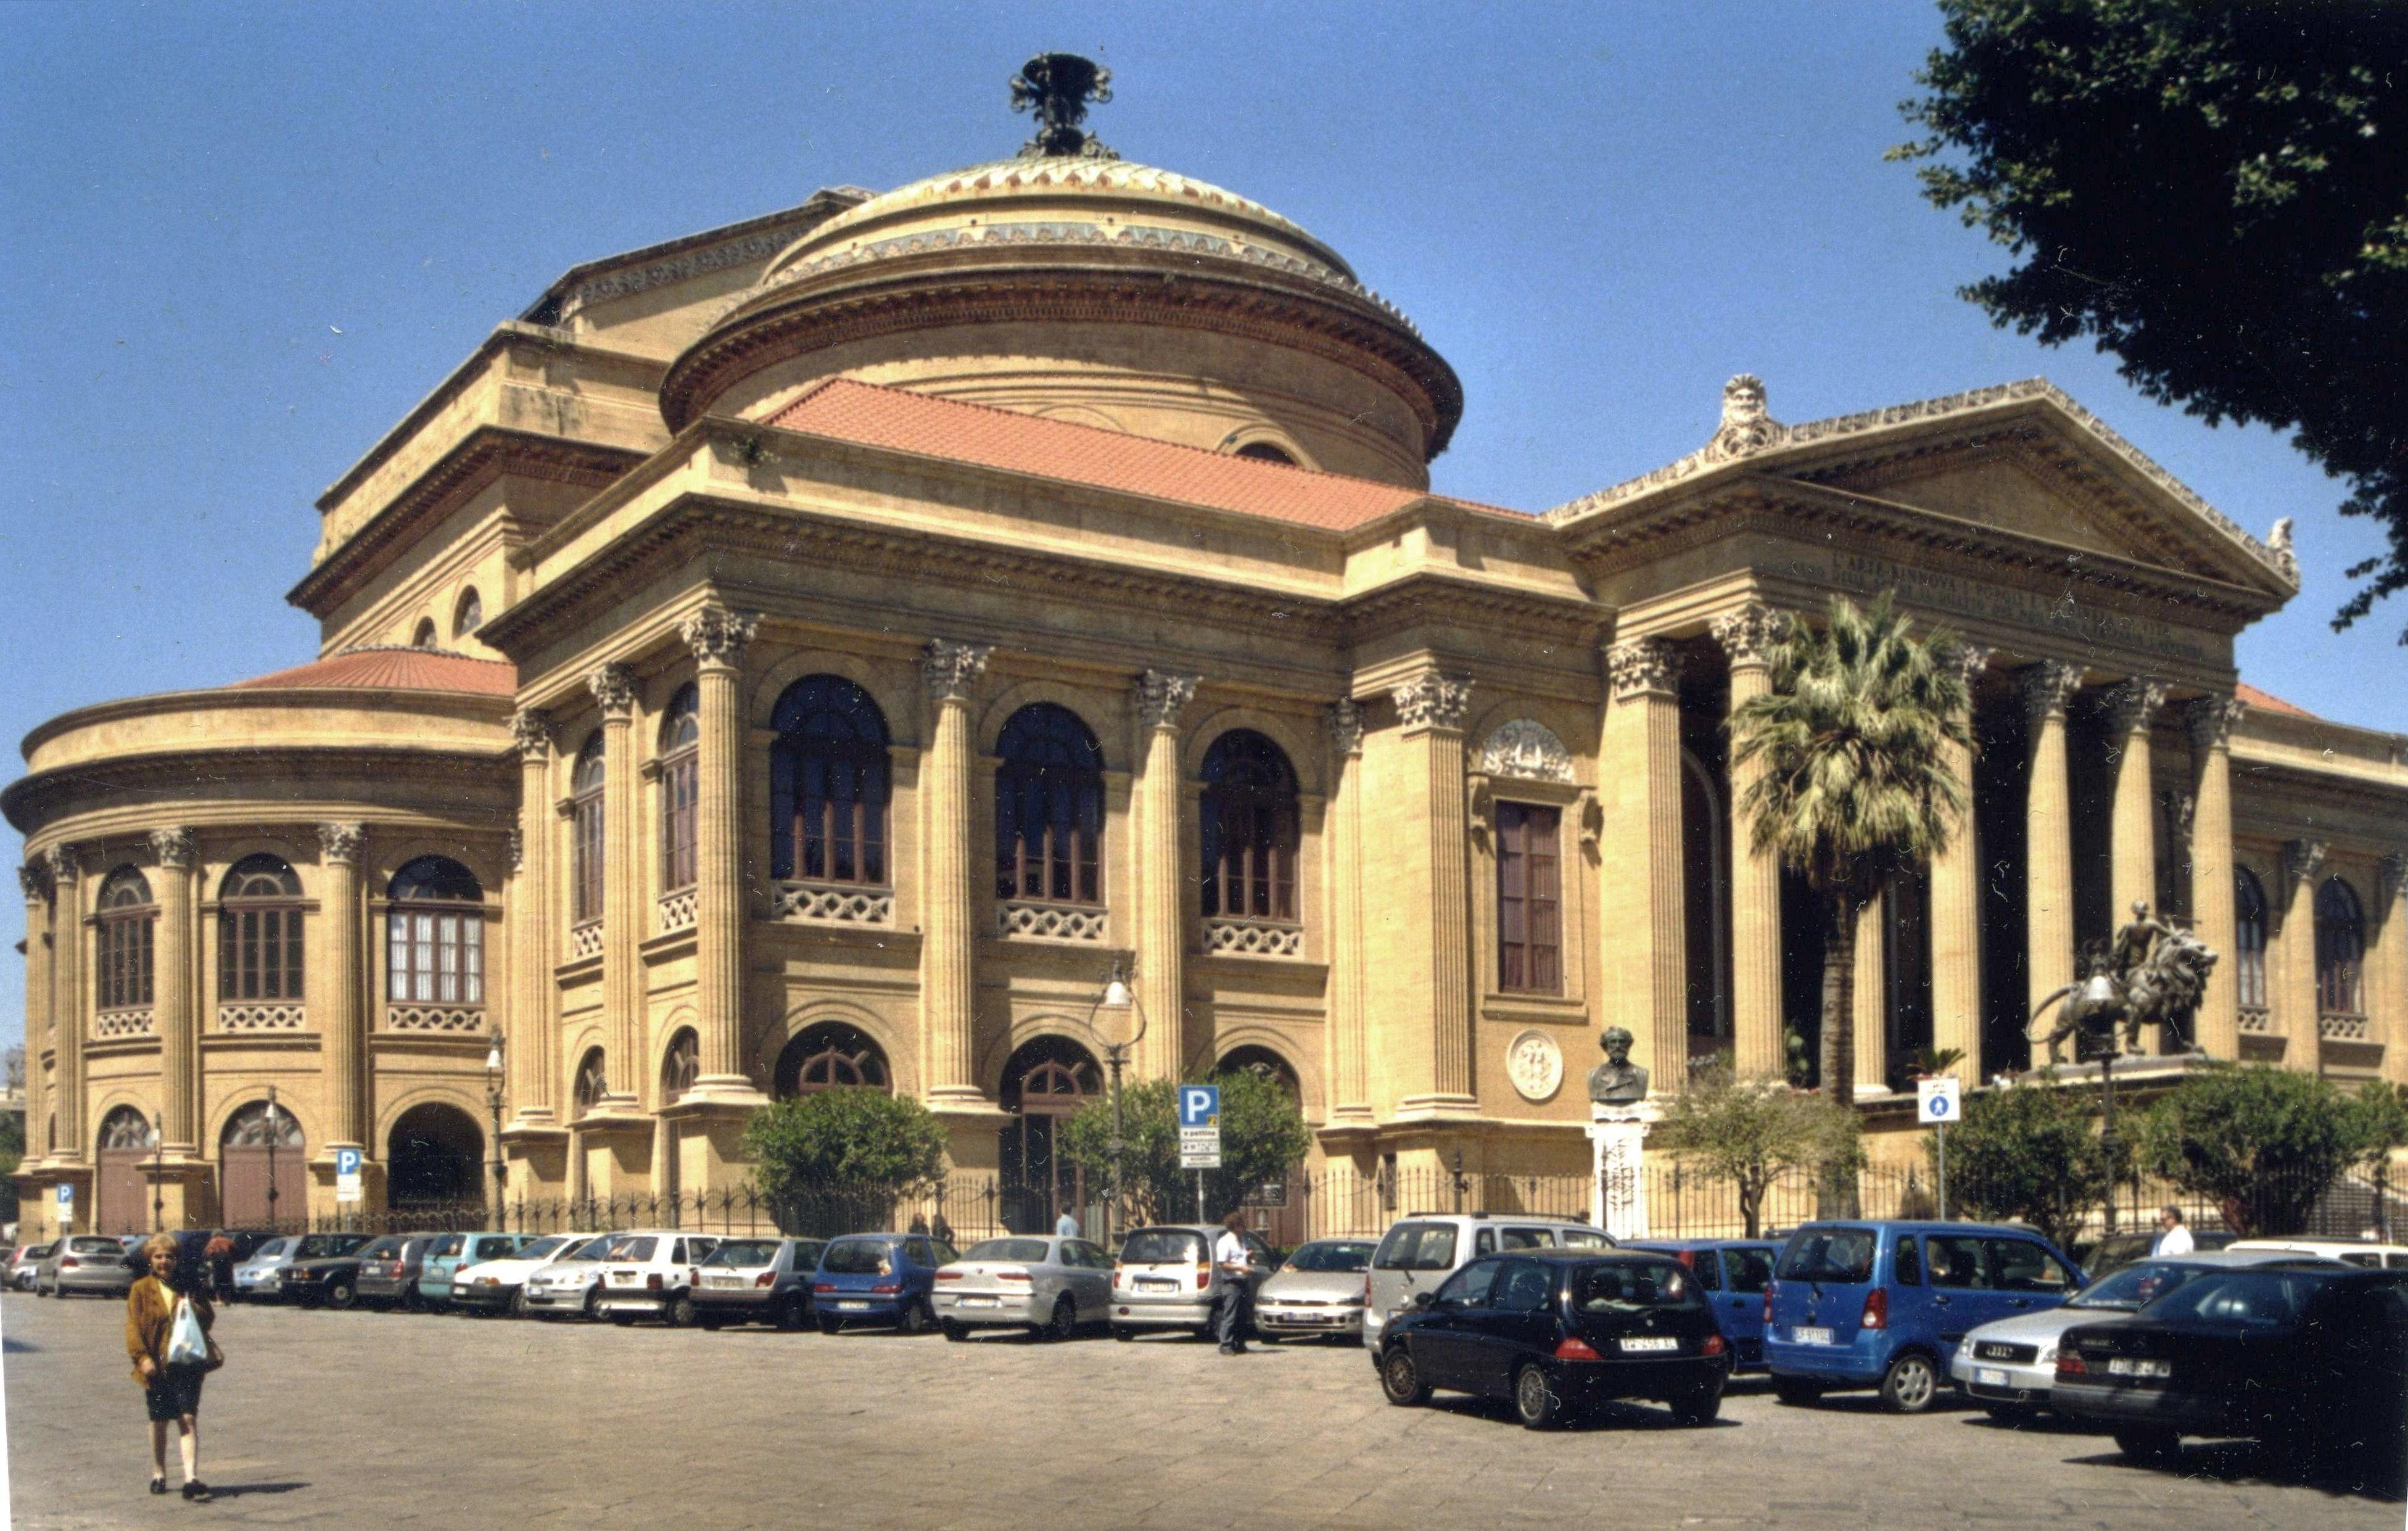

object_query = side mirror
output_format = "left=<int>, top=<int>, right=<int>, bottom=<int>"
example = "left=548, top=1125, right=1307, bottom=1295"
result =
left=1412, top=1290, right=1437, bottom=1310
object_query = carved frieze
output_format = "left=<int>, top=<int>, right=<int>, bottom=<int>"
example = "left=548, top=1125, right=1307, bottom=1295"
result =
left=682, top=605, right=759, bottom=671
left=920, top=638, right=994, bottom=703
left=1477, top=719, right=1575, bottom=783
left=1134, top=669, right=1201, bottom=730
left=587, top=662, right=639, bottom=719
left=317, top=823, right=366, bottom=866
left=1606, top=638, right=1680, bottom=701
left=2018, top=661, right=2084, bottom=726
left=1391, top=670, right=1474, bottom=732
left=1709, top=601, right=1785, bottom=669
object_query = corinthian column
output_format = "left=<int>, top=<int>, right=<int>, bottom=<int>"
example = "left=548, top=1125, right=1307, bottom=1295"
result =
left=508, top=709, right=558, bottom=1121
left=2187, top=697, right=2246, bottom=1059
left=1853, top=891, right=1888, bottom=1094
left=44, top=846, right=86, bottom=1163
left=1712, top=603, right=1785, bottom=1079
left=682, top=606, right=766, bottom=1099
left=1133, top=669, right=1200, bottom=1081
left=918, top=638, right=992, bottom=1104
left=1929, top=646, right=1992, bottom=1081
left=1324, top=700, right=1373, bottom=1124
left=316, top=823, right=367, bottom=1152
left=149, top=827, right=199, bottom=1153
left=1602, top=637, right=1685, bottom=1092
left=588, top=662, right=643, bottom=1107
left=20, top=864, right=51, bottom=1165
left=1393, top=667, right=1478, bottom=1110
left=2280, top=838, right=2328, bottom=1058
left=2106, top=677, right=2169, bottom=922
left=2021, top=662, right=2084, bottom=1041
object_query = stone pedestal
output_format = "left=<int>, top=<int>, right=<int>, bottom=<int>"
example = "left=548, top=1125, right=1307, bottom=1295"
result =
left=1587, top=1100, right=1661, bottom=1239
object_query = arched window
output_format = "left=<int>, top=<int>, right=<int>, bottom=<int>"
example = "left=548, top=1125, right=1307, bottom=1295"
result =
left=218, top=854, right=303, bottom=1002
left=1200, top=730, right=1298, bottom=921
left=453, top=588, right=483, bottom=638
left=95, top=866, right=155, bottom=1011
left=411, top=617, right=438, bottom=650
left=574, top=1047, right=609, bottom=1116
left=2317, top=877, right=2366, bottom=1017
left=775, top=1021, right=891, bottom=1097
left=1219, top=1044, right=1301, bottom=1099
left=572, top=732, right=606, bottom=924
left=99, top=1104, right=157, bottom=1150
left=661, top=1028, right=700, bottom=1105
left=995, top=704, right=1103, bottom=904
left=1232, top=440, right=1297, bottom=465
left=2233, top=868, right=2269, bottom=1010
left=771, top=677, right=891, bottom=886
left=386, top=856, right=484, bottom=1005
left=658, top=686, right=699, bottom=893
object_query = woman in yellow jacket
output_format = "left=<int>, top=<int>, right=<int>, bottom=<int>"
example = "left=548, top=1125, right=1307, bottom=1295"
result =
left=125, top=1232, right=220, bottom=1500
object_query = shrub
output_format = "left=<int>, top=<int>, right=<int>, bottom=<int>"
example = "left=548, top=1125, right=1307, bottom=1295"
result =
left=2137, top=1063, right=2368, bottom=1237
left=740, top=1088, right=947, bottom=1205
left=1061, top=1068, right=1311, bottom=1226
left=1934, top=1074, right=2116, bottom=1249
left=1655, top=1064, right=1861, bottom=1238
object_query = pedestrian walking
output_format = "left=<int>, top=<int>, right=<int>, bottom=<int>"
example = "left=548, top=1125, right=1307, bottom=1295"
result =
left=1054, top=1209, right=1081, bottom=1239
left=2150, top=1205, right=2193, bottom=1256
left=126, top=1232, right=221, bottom=1501
left=1211, top=1210, right=1255, bottom=1355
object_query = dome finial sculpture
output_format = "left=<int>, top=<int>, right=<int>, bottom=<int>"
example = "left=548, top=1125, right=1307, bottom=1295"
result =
left=1010, top=51, right=1118, bottom=160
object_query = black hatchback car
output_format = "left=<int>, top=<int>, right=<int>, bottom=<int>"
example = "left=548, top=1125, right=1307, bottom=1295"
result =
left=1375, top=1249, right=1731, bottom=1429
left=2053, top=1263, right=2408, bottom=1477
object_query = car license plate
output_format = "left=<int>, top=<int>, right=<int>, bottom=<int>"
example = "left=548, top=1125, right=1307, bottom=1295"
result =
left=1136, top=1278, right=1176, bottom=1293
left=838, top=1301, right=869, bottom=1311
left=1619, top=1336, right=1679, bottom=1353
left=1975, top=1367, right=2008, bottom=1388
left=1793, top=1326, right=1835, bottom=1346
left=957, top=1296, right=999, bottom=1308
left=707, top=1276, right=745, bottom=1289
left=2106, top=1358, right=2171, bottom=1379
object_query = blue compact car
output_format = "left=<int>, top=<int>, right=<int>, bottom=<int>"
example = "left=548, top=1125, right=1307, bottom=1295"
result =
left=1764, top=1221, right=2085, bottom=1413
left=1627, top=1239, right=1781, bottom=1369
left=812, top=1232, right=960, bottom=1335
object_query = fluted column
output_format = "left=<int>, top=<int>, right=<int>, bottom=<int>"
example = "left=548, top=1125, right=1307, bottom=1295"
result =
left=2280, top=838, right=2327, bottom=1058
left=2378, top=855, right=2407, bottom=1084
left=1712, top=604, right=1785, bottom=1079
left=149, top=827, right=199, bottom=1153
left=1603, top=638, right=1686, bottom=1092
left=508, top=709, right=558, bottom=1121
left=315, top=823, right=366, bottom=1150
left=2187, top=697, right=2246, bottom=1059
left=45, top=846, right=86, bottom=1162
left=20, top=864, right=52, bottom=1163
left=1134, top=669, right=1199, bottom=1081
left=1392, top=667, right=1477, bottom=1109
left=2106, top=677, right=2169, bottom=922
left=1853, top=891, right=1888, bottom=1094
left=2021, top=662, right=2083, bottom=1040
left=1324, top=701, right=1373, bottom=1123
left=918, top=639, right=992, bottom=1104
left=683, top=606, right=765, bottom=1098
left=1929, top=646, right=1992, bottom=1081
left=589, top=663, right=643, bottom=1107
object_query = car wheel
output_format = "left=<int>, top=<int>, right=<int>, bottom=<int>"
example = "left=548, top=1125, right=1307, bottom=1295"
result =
left=1878, top=1353, right=1939, bottom=1414
left=777, top=1294, right=809, bottom=1332
left=2113, top=1427, right=2182, bottom=1466
left=582, top=1287, right=602, bottom=1321
left=1110, top=1324, right=1135, bottom=1342
left=1380, top=1347, right=1431, bottom=1407
left=817, top=1314, right=843, bottom=1336
left=667, top=1294, right=697, bottom=1329
left=1771, top=1378, right=1823, bottom=1408
left=508, top=1287, right=530, bottom=1319
left=326, top=1277, right=357, bottom=1311
left=1514, top=1363, right=1567, bottom=1430
left=1671, top=1380, right=1724, bottom=1426
left=897, top=1297, right=933, bottom=1335
left=1044, top=1295, right=1076, bottom=1342
left=942, top=1319, right=971, bottom=1342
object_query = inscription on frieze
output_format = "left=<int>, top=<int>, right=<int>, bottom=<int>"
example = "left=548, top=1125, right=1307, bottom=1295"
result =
left=1767, top=550, right=2213, bottom=666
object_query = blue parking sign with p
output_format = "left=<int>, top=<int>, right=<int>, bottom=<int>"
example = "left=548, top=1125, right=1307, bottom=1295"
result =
left=1178, top=1085, right=1219, bottom=1128
left=334, top=1147, right=363, bottom=1176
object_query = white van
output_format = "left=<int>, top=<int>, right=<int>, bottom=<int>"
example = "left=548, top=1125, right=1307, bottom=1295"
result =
left=2227, top=1237, right=2408, bottom=1270
left=1362, top=1213, right=1612, bottom=1353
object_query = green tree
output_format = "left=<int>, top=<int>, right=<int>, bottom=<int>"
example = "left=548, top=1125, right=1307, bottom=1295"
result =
left=1060, top=1070, right=1311, bottom=1226
left=1895, top=1, right=2408, bottom=641
left=1655, top=1064, right=1862, bottom=1237
left=0, top=1104, right=20, bottom=1226
left=2137, top=1063, right=2367, bottom=1236
left=1934, top=1074, right=2117, bottom=1249
left=740, top=1089, right=947, bottom=1204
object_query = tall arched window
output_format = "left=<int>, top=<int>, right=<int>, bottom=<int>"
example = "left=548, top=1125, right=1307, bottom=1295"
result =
left=96, top=867, right=155, bottom=1010
left=661, top=1028, right=699, bottom=1105
left=2316, top=876, right=2366, bottom=1017
left=572, top=732, right=606, bottom=924
left=775, top=1021, right=891, bottom=1097
left=411, top=617, right=438, bottom=650
left=453, top=587, right=483, bottom=638
left=995, top=704, right=1103, bottom=904
left=386, top=856, right=484, bottom=1005
left=574, top=1047, right=608, bottom=1116
left=658, top=686, right=699, bottom=893
left=218, top=854, right=303, bottom=1001
left=2233, top=867, right=2269, bottom=1010
left=770, top=677, right=891, bottom=885
left=1200, top=730, right=1298, bottom=921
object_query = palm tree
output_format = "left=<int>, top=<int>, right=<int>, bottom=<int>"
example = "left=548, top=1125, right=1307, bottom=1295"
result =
left=1729, top=592, right=1973, bottom=1125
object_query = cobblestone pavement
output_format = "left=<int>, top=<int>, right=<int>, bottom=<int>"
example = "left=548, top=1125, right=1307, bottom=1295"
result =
left=2, top=1290, right=2396, bottom=1530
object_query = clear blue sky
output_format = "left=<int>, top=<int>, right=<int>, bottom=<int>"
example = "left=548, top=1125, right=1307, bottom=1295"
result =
left=2, top=2, right=2399, bottom=1052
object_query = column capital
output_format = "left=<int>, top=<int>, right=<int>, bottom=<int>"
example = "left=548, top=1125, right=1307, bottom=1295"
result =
left=147, top=826, right=197, bottom=870
left=587, top=662, right=639, bottom=719
left=316, top=822, right=366, bottom=865
left=2105, top=676, right=2170, bottom=737
left=19, top=862, right=49, bottom=902
left=2018, top=660, right=2084, bottom=725
left=1134, top=669, right=1201, bottom=731
left=2285, top=837, right=2328, bottom=891
left=2380, top=851, right=2407, bottom=902
left=681, top=605, right=759, bottom=674
left=1327, top=698, right=1366, bottom=757
left=508, top=706, right=556, bottom=760
left=1392, top=668, right=1475, bottom=732
left=1708, top=602, right=1786, bottom=670
left=1606, top=637, right=1680, bottom=701
left=2185, top=695, right=2248, bottom=751
left=506, top=830, right=525, bottom=875
left=39, top=843, right=80, bottom=884
left=1946, top=643, right=1995, bottom=693
left=920, top=638, right=993, bottom=703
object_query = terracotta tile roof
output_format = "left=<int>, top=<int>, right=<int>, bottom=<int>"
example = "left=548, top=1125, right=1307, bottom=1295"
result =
left=764, top=378, right=1520, bottom=530
left=227, top=648, right=517, bottom=697
left=2236, top=682, right=2315, bottom=720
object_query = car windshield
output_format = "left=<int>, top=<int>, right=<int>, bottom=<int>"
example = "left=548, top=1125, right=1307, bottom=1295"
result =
left=1122, top=1231, right=1206, bottom=1265
left=967, top=1239, right=1052, bottom=1263
left=357, top=1237, right=403, bottom=1260
left=2142, top=1269, right=2327, bottom=1327
left=601, top=1236, right=657, bottom=1263
left=703, top=1240, right=783, bottom=1268
left=1373, top=1223, right=1458, bottom=1271
left=1777, top=1228, right=1876, bottom=1284
left=294, top=1235, right=357, bottom=1258
left=516, top=1237, right=572, bottom=1262
left=2069, top=1260, right=2213, bottom=1311
left=1285, top=1240, right=1375, bottom=1273
left=822, top=1240, right=893, bottom=1274
left=251, top=1238, right=292, bottom=1260
left=1574, top=1261, right=1701, bottom=1314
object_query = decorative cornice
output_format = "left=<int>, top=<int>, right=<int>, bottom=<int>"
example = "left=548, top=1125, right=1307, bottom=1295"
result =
left=2105, top=676, right=2170, bottom=737
left=1390, top=670, right=1475, bottom=733
left=1708, top=601, right=1785, bottom=669
left=2285, top=837, right=2328, bottom=890
left=587, top=662, right=638, bottom=720
left=1606, top=637, right=1681, bottom=702
left=317, top=823, right=366, bottom=865
left=1476, top=719, right=1575, bottom=783
left=147, top=826, right=197, bottom=870
left=508, top=707, right=556, bottom=761
left=920, top=638, right=993, bottom=703
left=1133, top=669, right=1201, bottom=731
left=680, top=605, right=759, bottom=672
left=2185, top=695, right=2248, bottom=752
left=2018, top=661, right=2084, bottom=726
left=1327, top=698, right=1365, bottom=757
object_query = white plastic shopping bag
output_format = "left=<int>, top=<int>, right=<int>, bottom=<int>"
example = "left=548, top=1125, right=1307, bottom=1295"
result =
left=165, top=1296, right=208, bottom=1366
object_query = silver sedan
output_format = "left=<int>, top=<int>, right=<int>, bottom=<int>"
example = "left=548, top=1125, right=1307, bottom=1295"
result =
left=36, top=1236, right=137, bottom=1298
left=934, top=1236, right=1115, bottom=1340
left=1254, top=1239, right=1376, bottom=1342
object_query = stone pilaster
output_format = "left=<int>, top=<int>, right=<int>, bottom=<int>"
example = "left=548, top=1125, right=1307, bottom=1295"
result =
left=1133, top=668, right=1199, bottom=1081
left=2379, top=854, right=2407, bottom=1084
left=1323, top=699, right=1373, bottom=1126
left=315, top=822, right=366, bottom=1152
left=682, top=606, right=766, bottom=1102
left=2106, top=677, right=2169, bottom=923
left=588, top=662, right=643, bottom=1108
left=148, top=827, right=199, bottom=1154
left=2021, top=661, right=2083, bottom=1042
left=1712, top=603, right=1785, bottom=1079
left=43, top=846, right=85, bottom=1163
left=2187, top=697, right=2246, bottom=1059
left=918, top=638, right=992, bottom=1105
left=507, top=709, right=558, bottom=1123
left=1392, top=666, right=1477, bottom=1112
left=20, top=863, right=51, bottom=1165
left=1602, top=637, right=1685, bottom=1093
left=1852, top=889, right=1887, bottom=1094
left=1928, top=645, right=1992, bottom=1081
left=2281, top=838, right=2328, bottom=1058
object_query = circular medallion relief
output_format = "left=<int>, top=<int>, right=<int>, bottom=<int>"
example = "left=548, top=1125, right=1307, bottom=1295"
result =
left=1506, top=1029, right=1564, bottom=1103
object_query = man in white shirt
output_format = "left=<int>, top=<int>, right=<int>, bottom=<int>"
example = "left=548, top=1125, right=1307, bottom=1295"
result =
left=1054, top=1210, right=1081, bottom=1240
left=2150, top=1205, right=2194, bottom=1256
left=1211, top=1211, right=1255, bottom=1355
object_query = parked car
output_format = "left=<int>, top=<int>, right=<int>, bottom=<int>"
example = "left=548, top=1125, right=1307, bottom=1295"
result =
left=2227, top=1237, right=2408, bottom=1270
left=1109, top=1223, right=1275, bottom=1340
left=1375, top=1249, right=1731, bottom=1429
left=1363, top=1213, right=1612, bottom=1354
left=691, top=1237, right=827, bottom=1331
left=594, top=1230, right=722, bottom=1326
left=276, top=1234, right=392, bottom=1309
left=2055, top=1263, right=2408, bottom=1478
left=1948, top=1248, right=2344, bottom=1419
left=2077, top=1229, right=2236, bottom=1277
left=36, top=1236, right=139, bottom=1298
left=1628, top=1239, right=1779, bottom=1369
left=353, top=1233, right=446, bottom=1310
left=522, top=1234, right=627, bottom=1319
left=417, top=1232, right=534, bottom=1308
left=813, top=1232, right=959, bottom=1334
left=450, top=1234, right=593, bottom=1316
left=1253, top=1238, right=1377, bottom=1343
left=240, top=1232, right=370, bottom=1302
left=197, top=1230, right=276, bottom=1299
left=10, top=1244, right=54, bottom=1291
left=1764, top=1219, right=2086, bottom=1413
left=933, top=1235, right=1114, bottom=1340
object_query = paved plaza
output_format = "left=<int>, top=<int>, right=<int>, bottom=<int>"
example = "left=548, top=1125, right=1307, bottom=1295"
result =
left=1, top=1291, right=2395, bottom=1529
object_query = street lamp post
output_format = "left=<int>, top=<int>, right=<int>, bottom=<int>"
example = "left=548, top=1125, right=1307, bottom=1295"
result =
left=484, top=1033, right=508, bottom=1228
left=151, top=1111, right=166, bottom=1232
left=265, top=1083, right=282, bottom=1232
left=1083, top=957, right=1148, bottom=1248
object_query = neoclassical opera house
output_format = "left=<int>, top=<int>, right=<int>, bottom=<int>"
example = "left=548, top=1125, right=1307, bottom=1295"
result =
left=10, top=84, right=2406, bottom=1237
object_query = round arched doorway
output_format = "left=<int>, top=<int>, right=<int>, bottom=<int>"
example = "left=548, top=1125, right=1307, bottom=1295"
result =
left=96, top=1105, right=157, bottom=1236
left=998, top=1036, right=1100, bottom=1236
left=220, top=1100, right=305, bottom=1229
left=1216, top=1046, right=1306, bottom=1248
left=773, top=1021, right=891, bottom=1099
left=387, top=1103, right=484, bottom=1211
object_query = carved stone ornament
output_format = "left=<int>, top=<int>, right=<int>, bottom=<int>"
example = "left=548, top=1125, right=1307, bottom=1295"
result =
left=506, top=830, right=525, bottom=875
left=1606, top=637, right=1680, bottom=701
left=1391, top=669, right=1474, bottom=732
left=317, top=822, right=366, bottom=865
left=148, top=826, right=197, bottom=869
left=1327, top=698, right=1365, bottom=757
left=1578, top=790, right=1604, bottom=852
left=1477, top=719, right=1575, bottom=783
left=587, top=662, right=639, bottom=719
left=2186, top=695, right=2248, bottom=751
left=2286, top=838, right=2328, bottom=891
left=2380, top=852, right=2407, bottom=903
left=1948, top=643, right=1996, bottom=693
left=40, top=844, right=80, bottom=884
left=1709, top=602, right=1786, bottom=669
left=2267, top=516, right=2299, bottom=581
left=1134, top=669, right=1201, bottom=731
left=1701, top=374, right=1788, bottom=463
left=1010, top=51, right=1118, bottom=160
left=508, top=706, right=556, bottom=761
left=2106, top=677, right=2170, bottom=737
left=682, top=605, right=759, bottom=671
left=920, top=638, right=994, bottom=703
left=19, top=863, right=47, bottom=901
left=1506, top=1030, right=1565, bottom=1104
left=2018, top=661, right=2084, bottom=725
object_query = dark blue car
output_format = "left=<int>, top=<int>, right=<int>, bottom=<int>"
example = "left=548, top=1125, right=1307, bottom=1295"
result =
left=812, top=1232, right=960, bottom=1335
left=1627, top=1239, right=1780, bottom=1369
